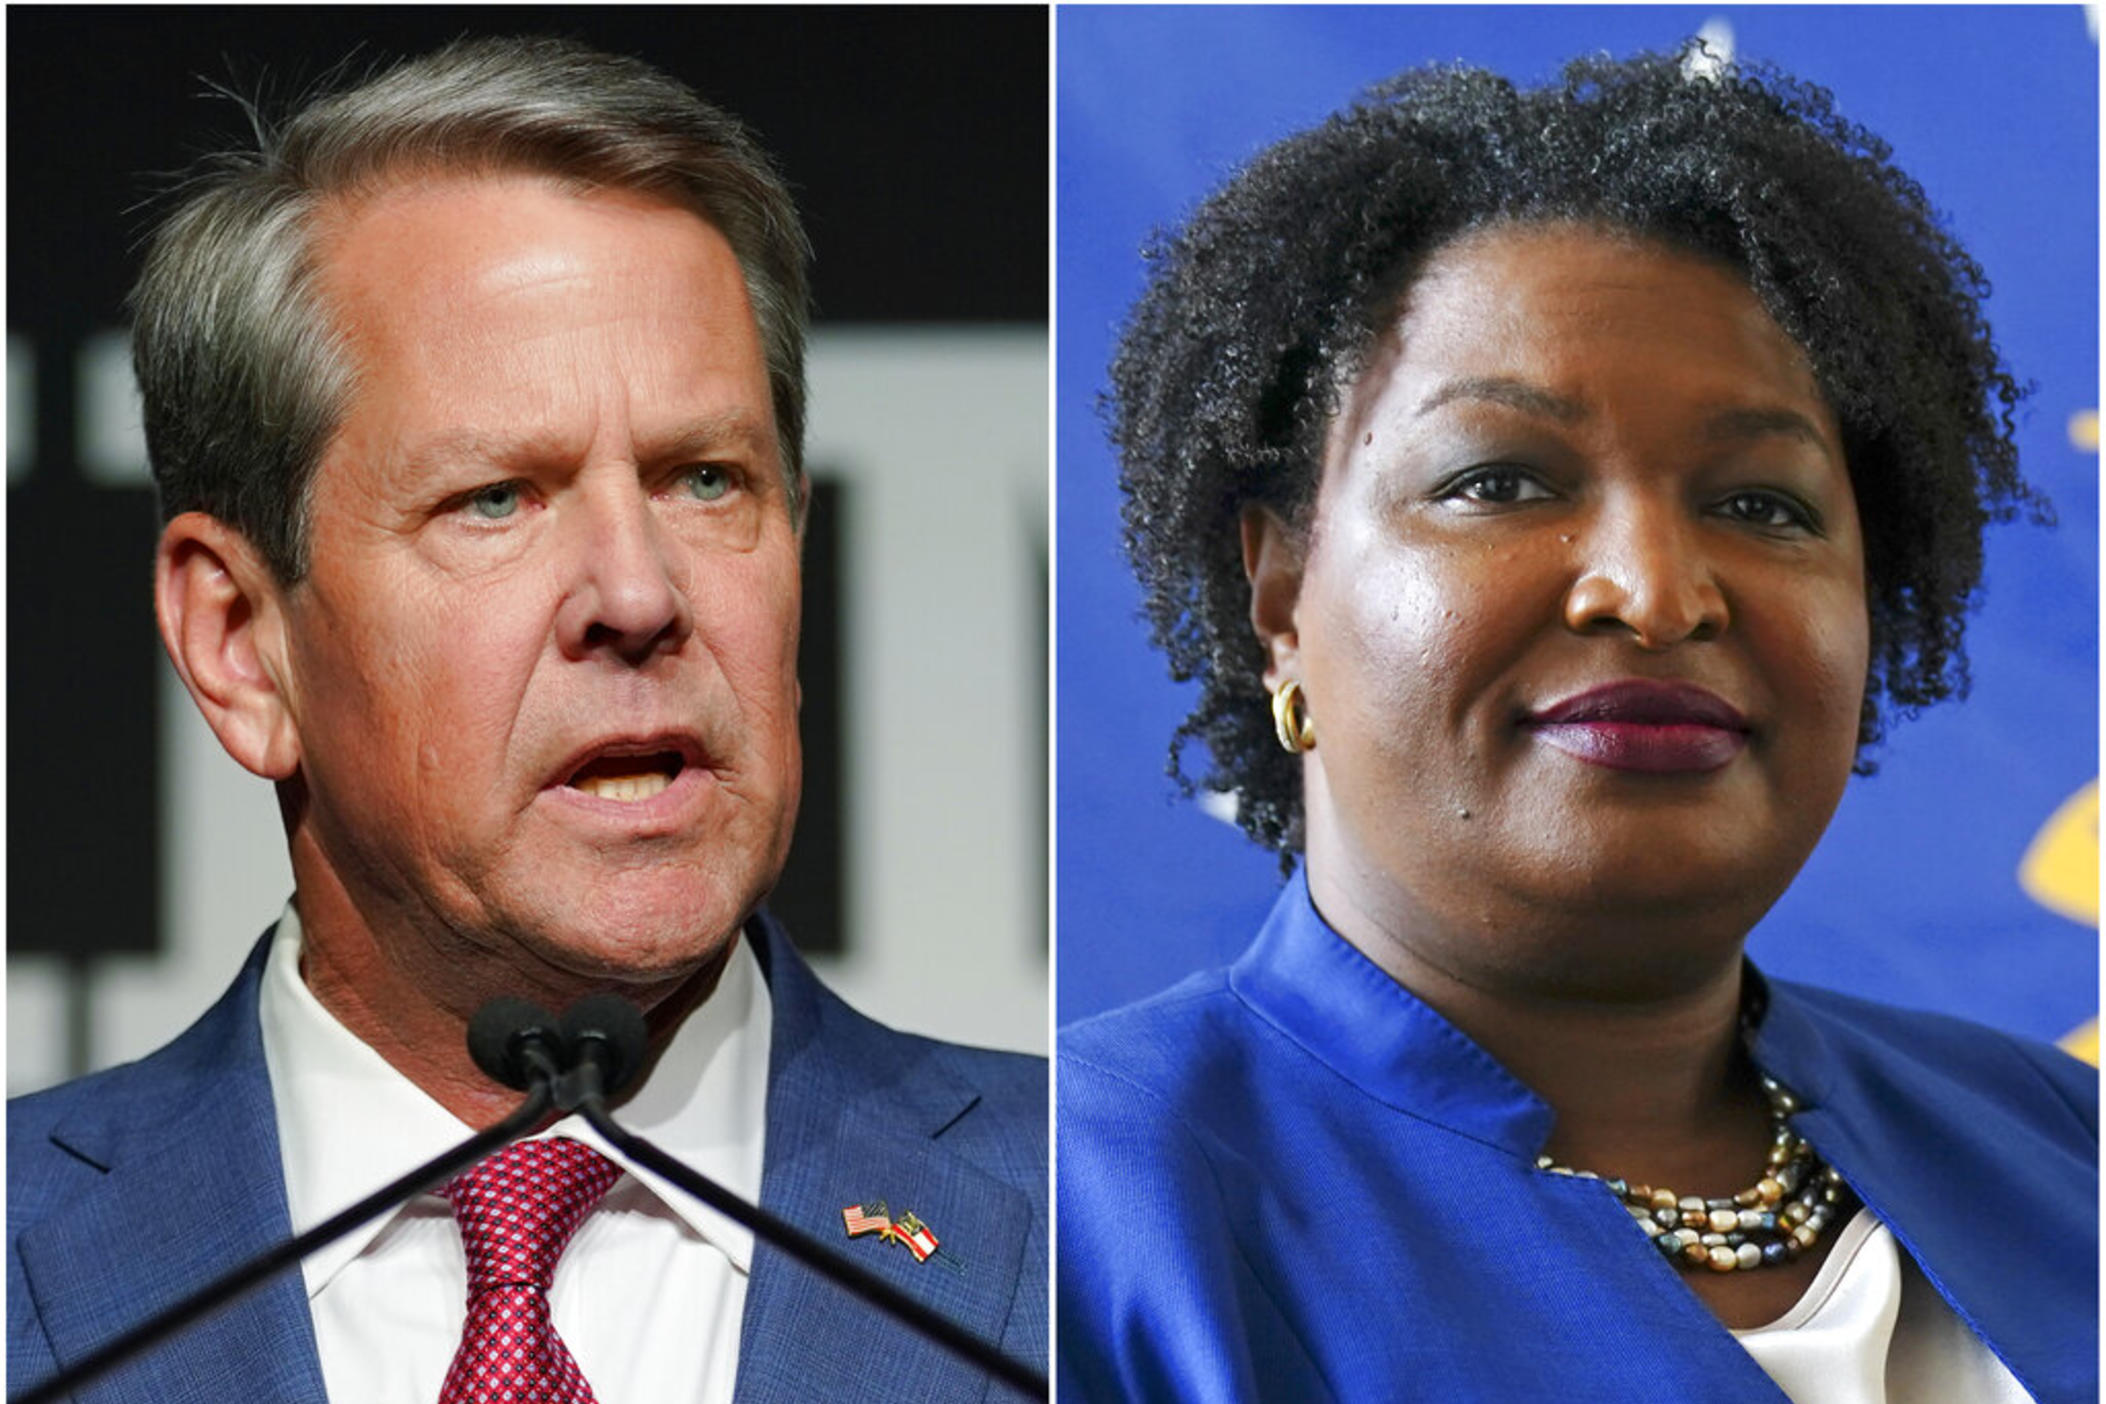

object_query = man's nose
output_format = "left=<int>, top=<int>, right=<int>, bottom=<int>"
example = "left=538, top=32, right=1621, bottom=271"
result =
left=554, top=482, right=695, bottom=664
left=1560, top=498, right=1728, bottom=649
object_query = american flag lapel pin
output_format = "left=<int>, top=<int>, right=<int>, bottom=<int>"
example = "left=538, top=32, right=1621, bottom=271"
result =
left=842, top=1200, right=892, bottom=1238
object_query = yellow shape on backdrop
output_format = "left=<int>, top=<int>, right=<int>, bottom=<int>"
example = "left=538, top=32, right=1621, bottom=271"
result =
left=2017, top=780, right=2098, bottom=1065
left=2045, top=412, right=2099, bottom=1064
left=2020, top=780, right=2098, bottom=924
left=2067, top=409, right=2098, bottom=452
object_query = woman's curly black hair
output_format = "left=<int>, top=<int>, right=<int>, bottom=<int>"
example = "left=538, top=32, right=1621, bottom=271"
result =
left=1111, top=46, right=2044, bottom=854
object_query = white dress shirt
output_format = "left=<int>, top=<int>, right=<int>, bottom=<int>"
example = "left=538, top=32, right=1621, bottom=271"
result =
left=257, top=902, right=770, bottom=1404
left=1735, top=1207, right=2031, bottom=1403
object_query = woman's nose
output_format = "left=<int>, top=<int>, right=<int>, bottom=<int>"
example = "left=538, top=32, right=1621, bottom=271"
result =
left=1560, top=501, right=1728, bottom=649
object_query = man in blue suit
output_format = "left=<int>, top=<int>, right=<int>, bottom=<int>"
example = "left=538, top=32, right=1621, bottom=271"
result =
left=7, top=36, right=1045, bottom=1403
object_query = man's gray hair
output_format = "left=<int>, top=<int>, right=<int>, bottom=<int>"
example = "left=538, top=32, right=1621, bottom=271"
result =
left=132, top=34, right=812, bottom=581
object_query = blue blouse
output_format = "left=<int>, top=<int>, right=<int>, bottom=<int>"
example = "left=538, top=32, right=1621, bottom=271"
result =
left=1057, top=872, right=2096, bottom=1402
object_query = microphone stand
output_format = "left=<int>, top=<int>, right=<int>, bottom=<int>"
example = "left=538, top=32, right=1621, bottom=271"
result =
left=12, top=1078, right=555, bottom=1404
left=559, top=1057, right=1049, bottom=1401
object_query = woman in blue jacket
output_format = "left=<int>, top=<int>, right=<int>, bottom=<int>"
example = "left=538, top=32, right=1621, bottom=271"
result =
left=1058, top=46, right=2095, bottom=1403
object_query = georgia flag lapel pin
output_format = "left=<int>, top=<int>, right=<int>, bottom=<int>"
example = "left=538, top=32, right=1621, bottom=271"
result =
left=890, top=1211, right=940, bottom=1263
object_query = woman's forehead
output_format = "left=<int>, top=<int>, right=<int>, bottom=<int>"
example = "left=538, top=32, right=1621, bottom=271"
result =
left=1338, top=222, right=1832, bottom=439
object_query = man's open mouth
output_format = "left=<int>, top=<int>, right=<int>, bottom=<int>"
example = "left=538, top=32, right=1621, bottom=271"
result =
left=566, top=751, right=687, bottom=802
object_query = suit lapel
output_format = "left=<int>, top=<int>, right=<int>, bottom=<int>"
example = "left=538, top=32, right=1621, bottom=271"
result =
left=736, top=916, right=1033, bottom=1404
left=15, top=940, right=327, bottom=1404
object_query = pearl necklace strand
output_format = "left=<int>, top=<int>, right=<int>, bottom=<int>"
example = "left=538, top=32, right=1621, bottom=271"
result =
left=1537, top=1074, right=1854, bottom=1273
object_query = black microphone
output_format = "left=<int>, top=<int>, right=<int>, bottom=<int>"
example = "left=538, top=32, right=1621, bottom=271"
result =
left=467, top=996, right=568, bottom=1092
left=555, top=993, right=649, bottom=1110
left=563, top=995, right=1049, bottom=1400
left=11, top=1003, right=563, bottom=1404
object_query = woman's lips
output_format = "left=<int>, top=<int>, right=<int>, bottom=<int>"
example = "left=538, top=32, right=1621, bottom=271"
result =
left=1523, top=681, right=1749, bottom=774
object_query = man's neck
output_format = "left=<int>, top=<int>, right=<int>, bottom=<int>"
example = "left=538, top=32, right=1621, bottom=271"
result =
left=288, top=865, right=729, bottom=1129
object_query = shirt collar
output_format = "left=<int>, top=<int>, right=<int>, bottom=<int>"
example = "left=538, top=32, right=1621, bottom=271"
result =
left=1227, top=868, right=1555, bottom=1158
left=259, top=900, right=772, bottom=1299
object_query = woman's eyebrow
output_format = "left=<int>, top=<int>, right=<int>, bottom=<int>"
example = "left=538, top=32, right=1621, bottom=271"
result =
left=1411, top=382, right=1831, bottom=453
left=1414, top=376, right=1584, bottom=423
left=1702, top=405, right=1830, bottom=451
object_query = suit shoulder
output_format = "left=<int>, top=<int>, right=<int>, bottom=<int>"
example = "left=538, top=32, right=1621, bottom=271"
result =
left=1060, top=968, right=1245, bottom=1111
left=797, top=974, right=1045, bottom=1104
left=10, top=1052, right=188, bottom=1225
left=11, top=943, right=271, bottom=1232
left=9, top=1033, right=206, bottom=1123
left=788, top=965, right=1047, bottom=1174
left=11, top=1072, right=103, bottom=1227
left=922, top=1037, right=1046, bottom=1117
left=877, top=1025, right=1047, bottom=1180
left=1769, top=977, right=2098, bottom=1137
left=1058, top=977, right=1236, bottom=1186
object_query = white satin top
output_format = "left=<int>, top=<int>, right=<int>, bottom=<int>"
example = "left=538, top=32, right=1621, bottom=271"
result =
left=1736, top=1207, right=2032, bottom=1403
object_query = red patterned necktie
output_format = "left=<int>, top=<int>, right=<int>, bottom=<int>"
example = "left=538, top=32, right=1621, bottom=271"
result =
left=437, top=1137, right=624, bottom=1404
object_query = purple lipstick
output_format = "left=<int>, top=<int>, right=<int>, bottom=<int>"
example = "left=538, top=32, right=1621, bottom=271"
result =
left=1524, top=680, right=1748, bottom=773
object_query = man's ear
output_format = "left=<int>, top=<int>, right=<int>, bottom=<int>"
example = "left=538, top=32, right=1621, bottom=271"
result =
left=1241, top=506, right=1305, bottom=689
left=155, top=512, right=302, bottom=780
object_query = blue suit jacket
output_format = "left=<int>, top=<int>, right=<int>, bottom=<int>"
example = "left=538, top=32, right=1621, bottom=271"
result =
left=1059, top=872, right=2097, bottom=1403
left=9, top=912, right=1048, bottom=1402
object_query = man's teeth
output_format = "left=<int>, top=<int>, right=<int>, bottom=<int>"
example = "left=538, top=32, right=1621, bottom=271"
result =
left=575, top=772, right=673, bottom=802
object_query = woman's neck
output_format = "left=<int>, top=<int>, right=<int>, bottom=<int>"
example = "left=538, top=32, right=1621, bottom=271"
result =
left=1304, top=856, right=1775, bottom=1196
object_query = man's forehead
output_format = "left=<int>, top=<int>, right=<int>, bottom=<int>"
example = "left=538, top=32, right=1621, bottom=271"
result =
left=310, top=171, right=772, bottom=436
left=312, top=170, right=751, bottom=349
left=315, top=164, right=723, bottom=253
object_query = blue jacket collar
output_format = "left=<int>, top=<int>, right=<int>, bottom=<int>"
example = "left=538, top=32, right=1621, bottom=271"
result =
left=1229, top=868, right=1555, bottom=1157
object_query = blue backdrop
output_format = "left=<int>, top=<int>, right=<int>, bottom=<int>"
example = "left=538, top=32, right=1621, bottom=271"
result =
left=1056, top=5, right=2098, bottom=1053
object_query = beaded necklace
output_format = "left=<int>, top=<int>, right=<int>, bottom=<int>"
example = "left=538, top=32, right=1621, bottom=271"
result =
left=1536, top=1074, right=1855, bottom=1273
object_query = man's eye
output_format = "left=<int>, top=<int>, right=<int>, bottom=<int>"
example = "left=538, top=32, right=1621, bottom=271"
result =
left=1440, top=466, right=1551, bottom=505
left=1719, top=490, right=1817, bottom=532
left=680, top=465, right=735, bottom=502
left=466, top=483, right=524, bottom=520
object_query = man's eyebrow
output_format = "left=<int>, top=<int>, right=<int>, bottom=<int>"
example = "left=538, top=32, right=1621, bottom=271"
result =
left=1414, top=376, right=1585, bottom=423
left=407, top=427, right=549, bottom=469
left=649, top=409, right=774, bottom=461
left=403, top=410, right=774, bottom=473
left=1702, top=406, right=1831, bottom=451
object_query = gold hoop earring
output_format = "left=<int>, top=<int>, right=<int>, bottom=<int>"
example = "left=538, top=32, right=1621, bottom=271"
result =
left=1271, top=679, right=1315, bottom=753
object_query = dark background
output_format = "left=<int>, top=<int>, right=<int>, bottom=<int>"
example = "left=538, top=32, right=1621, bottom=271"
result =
left=8, top=7, right=1046, bottom=987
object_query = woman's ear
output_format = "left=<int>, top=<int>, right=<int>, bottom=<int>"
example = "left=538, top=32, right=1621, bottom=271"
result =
left=155, top=512, right=303, bottom=780
left=1242, top=505, right=1305, bottom=689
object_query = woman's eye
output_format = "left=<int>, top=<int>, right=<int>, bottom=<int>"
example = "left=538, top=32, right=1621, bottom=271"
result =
left=679, top=465, right=735, bottom=502
left=466, top=482, right=524, bottom=520
left=1441, top=466, right=1551, bottom=506
left=1719, top=490, right=1816, bottom=532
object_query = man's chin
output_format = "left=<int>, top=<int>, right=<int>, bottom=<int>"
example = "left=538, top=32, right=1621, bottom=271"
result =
left=493, top=881, right=758, bottom=989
